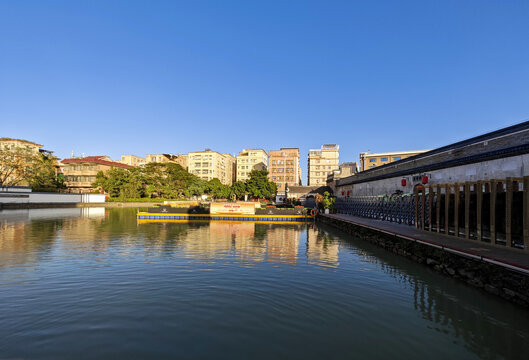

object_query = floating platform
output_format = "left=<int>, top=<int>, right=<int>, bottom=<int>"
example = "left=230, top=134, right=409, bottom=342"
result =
left=137, top=212, right=315, bottom=222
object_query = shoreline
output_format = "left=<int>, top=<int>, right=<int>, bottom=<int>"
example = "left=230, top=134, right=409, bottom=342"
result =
left=0, top=202, right=164, bottom=210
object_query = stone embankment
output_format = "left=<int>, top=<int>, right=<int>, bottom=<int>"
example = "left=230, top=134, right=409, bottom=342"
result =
left=318, top=215, right=529, bottom=307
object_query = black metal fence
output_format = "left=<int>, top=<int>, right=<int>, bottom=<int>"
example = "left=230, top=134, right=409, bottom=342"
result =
left=335, top=195, right=416, bottom=226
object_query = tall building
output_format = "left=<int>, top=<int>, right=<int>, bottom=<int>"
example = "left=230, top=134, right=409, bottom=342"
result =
left=307, top=144, right=339, bottom=186
left=187, top=149, right=236, bottom=185
left=359, top=150, right=429, bottom=171
left=236, top=149, right=268, bottom=182
left=61, top=156, right=134, bottom=193
left=268, top=148, right=302, bottom=195
left=145, top=153, right=187, bottom=169
left=120, top=154, right=146, bottom=167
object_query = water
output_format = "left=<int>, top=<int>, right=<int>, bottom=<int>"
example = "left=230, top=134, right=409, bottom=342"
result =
left=1, top=207, right=528, bottom=359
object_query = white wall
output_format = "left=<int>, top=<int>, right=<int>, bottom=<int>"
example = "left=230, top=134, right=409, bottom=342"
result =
left=0, top=192, right=105, bottom=204
left=0, top=186, right=32, bottom=192
left=337, top=154, right=529, bottom=197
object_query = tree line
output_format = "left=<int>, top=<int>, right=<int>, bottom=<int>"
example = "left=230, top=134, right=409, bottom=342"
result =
left=92, top=163, right=278, bottom=200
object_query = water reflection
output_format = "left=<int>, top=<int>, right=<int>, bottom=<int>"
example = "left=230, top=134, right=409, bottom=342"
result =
left=320, top=226, right=529, bottom=360
left=0, top=209, right=528, bottom=359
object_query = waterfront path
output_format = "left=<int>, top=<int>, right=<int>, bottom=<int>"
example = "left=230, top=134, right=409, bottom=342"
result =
left=320, top=213, right=529, bottom=274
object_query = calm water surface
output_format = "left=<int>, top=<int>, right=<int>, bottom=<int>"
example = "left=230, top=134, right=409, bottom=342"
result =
left=1, top=207, right=528, bottom=359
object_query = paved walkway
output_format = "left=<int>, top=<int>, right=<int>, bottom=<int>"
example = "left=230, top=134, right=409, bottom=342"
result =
left=320, top=213, right=529, bottom=274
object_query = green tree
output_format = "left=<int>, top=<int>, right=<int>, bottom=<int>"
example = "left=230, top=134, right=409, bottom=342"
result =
left=92, top=168, right=131, bottom=198
left=206, top=178, right=231, bottom=199
left=246, top=170, right=277, bottom=199
left=0, top=145, right=39, bottom=186
left=231, top=181, right=247, bottom=199
left=321, top=191, right=335, bottom=210
left=29, top=154, right=65, bottom=192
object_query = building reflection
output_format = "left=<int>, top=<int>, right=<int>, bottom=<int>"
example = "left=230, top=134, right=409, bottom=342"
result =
left=305, top=225, right=339, bottom=268
left=1, top=209, right=528, bottom=358
left=182, top=221, right=266, bottom=262
left=264, top=224, right=301, bottom=264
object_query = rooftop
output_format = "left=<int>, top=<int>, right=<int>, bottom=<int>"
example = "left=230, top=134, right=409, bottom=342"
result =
left=61, top=156, right=134, bottom=169
left=360, top=150, right=430, bottom=157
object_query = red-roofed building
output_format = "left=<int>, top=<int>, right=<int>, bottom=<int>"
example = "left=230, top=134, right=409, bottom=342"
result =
left=61, top=156, right=134, bottom=193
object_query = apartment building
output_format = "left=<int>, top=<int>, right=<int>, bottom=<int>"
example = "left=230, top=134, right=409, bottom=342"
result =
left=268, top=148, right=302, bottom=195
left=61, top=156, right=134, bottom=193
left=187, top=150, right=236, bottom=185
left=120, top=154, right=146, bottom=167
left=307, top=144, right=339, bottom=186
left=236, top=149, right=268, bottom=182
left=146, top=153, right=188, bottom=169
left=0, top=138, right=52, bottom=186
left=359, top=150, right=429, bottom=171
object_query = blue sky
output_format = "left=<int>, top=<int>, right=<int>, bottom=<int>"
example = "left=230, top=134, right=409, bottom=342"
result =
left=1, top=0, right=528, bottom=184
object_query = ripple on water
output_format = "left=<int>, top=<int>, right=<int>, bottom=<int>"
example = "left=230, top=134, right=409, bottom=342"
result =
left=0, top=209, right=528, bottom=359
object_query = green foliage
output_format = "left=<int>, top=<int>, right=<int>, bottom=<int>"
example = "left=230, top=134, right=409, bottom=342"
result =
left=230, top=181, right=247, bottom=199
left=206, top=178, right=231, bottom=199
left=92, top=163, right=210, bottom=200
left=246, top=170, right=277, bottom=199
left=91, top=164, right=280, bottom=201
left=321, top=191, right=335, bottom=209
left=29, top=154, right=66, bottom=192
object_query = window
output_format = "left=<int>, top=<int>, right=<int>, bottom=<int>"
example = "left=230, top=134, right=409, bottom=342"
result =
left=393, top=156, right=401, bottom=161
left=381, top=157, right=388, bottom=162
left=369, top=158, right=377, bottom=163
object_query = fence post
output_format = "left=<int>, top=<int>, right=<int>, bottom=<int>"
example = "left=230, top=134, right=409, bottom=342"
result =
left=428, top=186, right=433, bottom=232
left=476, top=181, right=483, bottom=242
left=523, top=176, right=529, bottom=251
left=506, top=177, right=513, bottom=248
left=490, top=180, right=497, bottom=245
left=465, top=182, right=470, bottom=240
left=421, top=186, right=426, bottom=230
left=454, top=183, right=460, bottom=237
left=415, top=186, right=419, bottom=228
left=445, top=184, right=450, bottom=235
left=436, top=184, right=441, bottom=233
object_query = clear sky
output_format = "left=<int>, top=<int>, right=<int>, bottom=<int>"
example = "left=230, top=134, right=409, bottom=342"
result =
left=1, top=0, right=528, bottom=184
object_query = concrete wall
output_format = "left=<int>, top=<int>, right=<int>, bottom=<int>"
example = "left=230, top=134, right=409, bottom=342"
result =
left=1, top=186, right=32, bottom=193
left=337, top=153, right=529, bottom=197
left=0, top=192, right=105, bottom=204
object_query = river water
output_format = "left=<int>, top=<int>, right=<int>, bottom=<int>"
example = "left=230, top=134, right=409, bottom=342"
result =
left=0, top=207, right=528, bottom=359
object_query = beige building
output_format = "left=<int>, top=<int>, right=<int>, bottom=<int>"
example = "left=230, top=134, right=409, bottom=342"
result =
left=188, top=150, right=236, bottom=185
left=146, top=153, right=188, bottom=169
left=120, top=154, right=146, bottom=167
left=61, top=156, right=134, bottom=193
left=236, top=149, right=268, bottom=182
left=0, top=137, right=43, bottom=154
left=268, top=148, right=302, bottom=194
left=0, top=138, right=51, bottom=186
left=326, top=162, right=358, bottom=193
left=307, top=144, right=339, bottom=186
left=360, top=150, right=430, bottom=171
